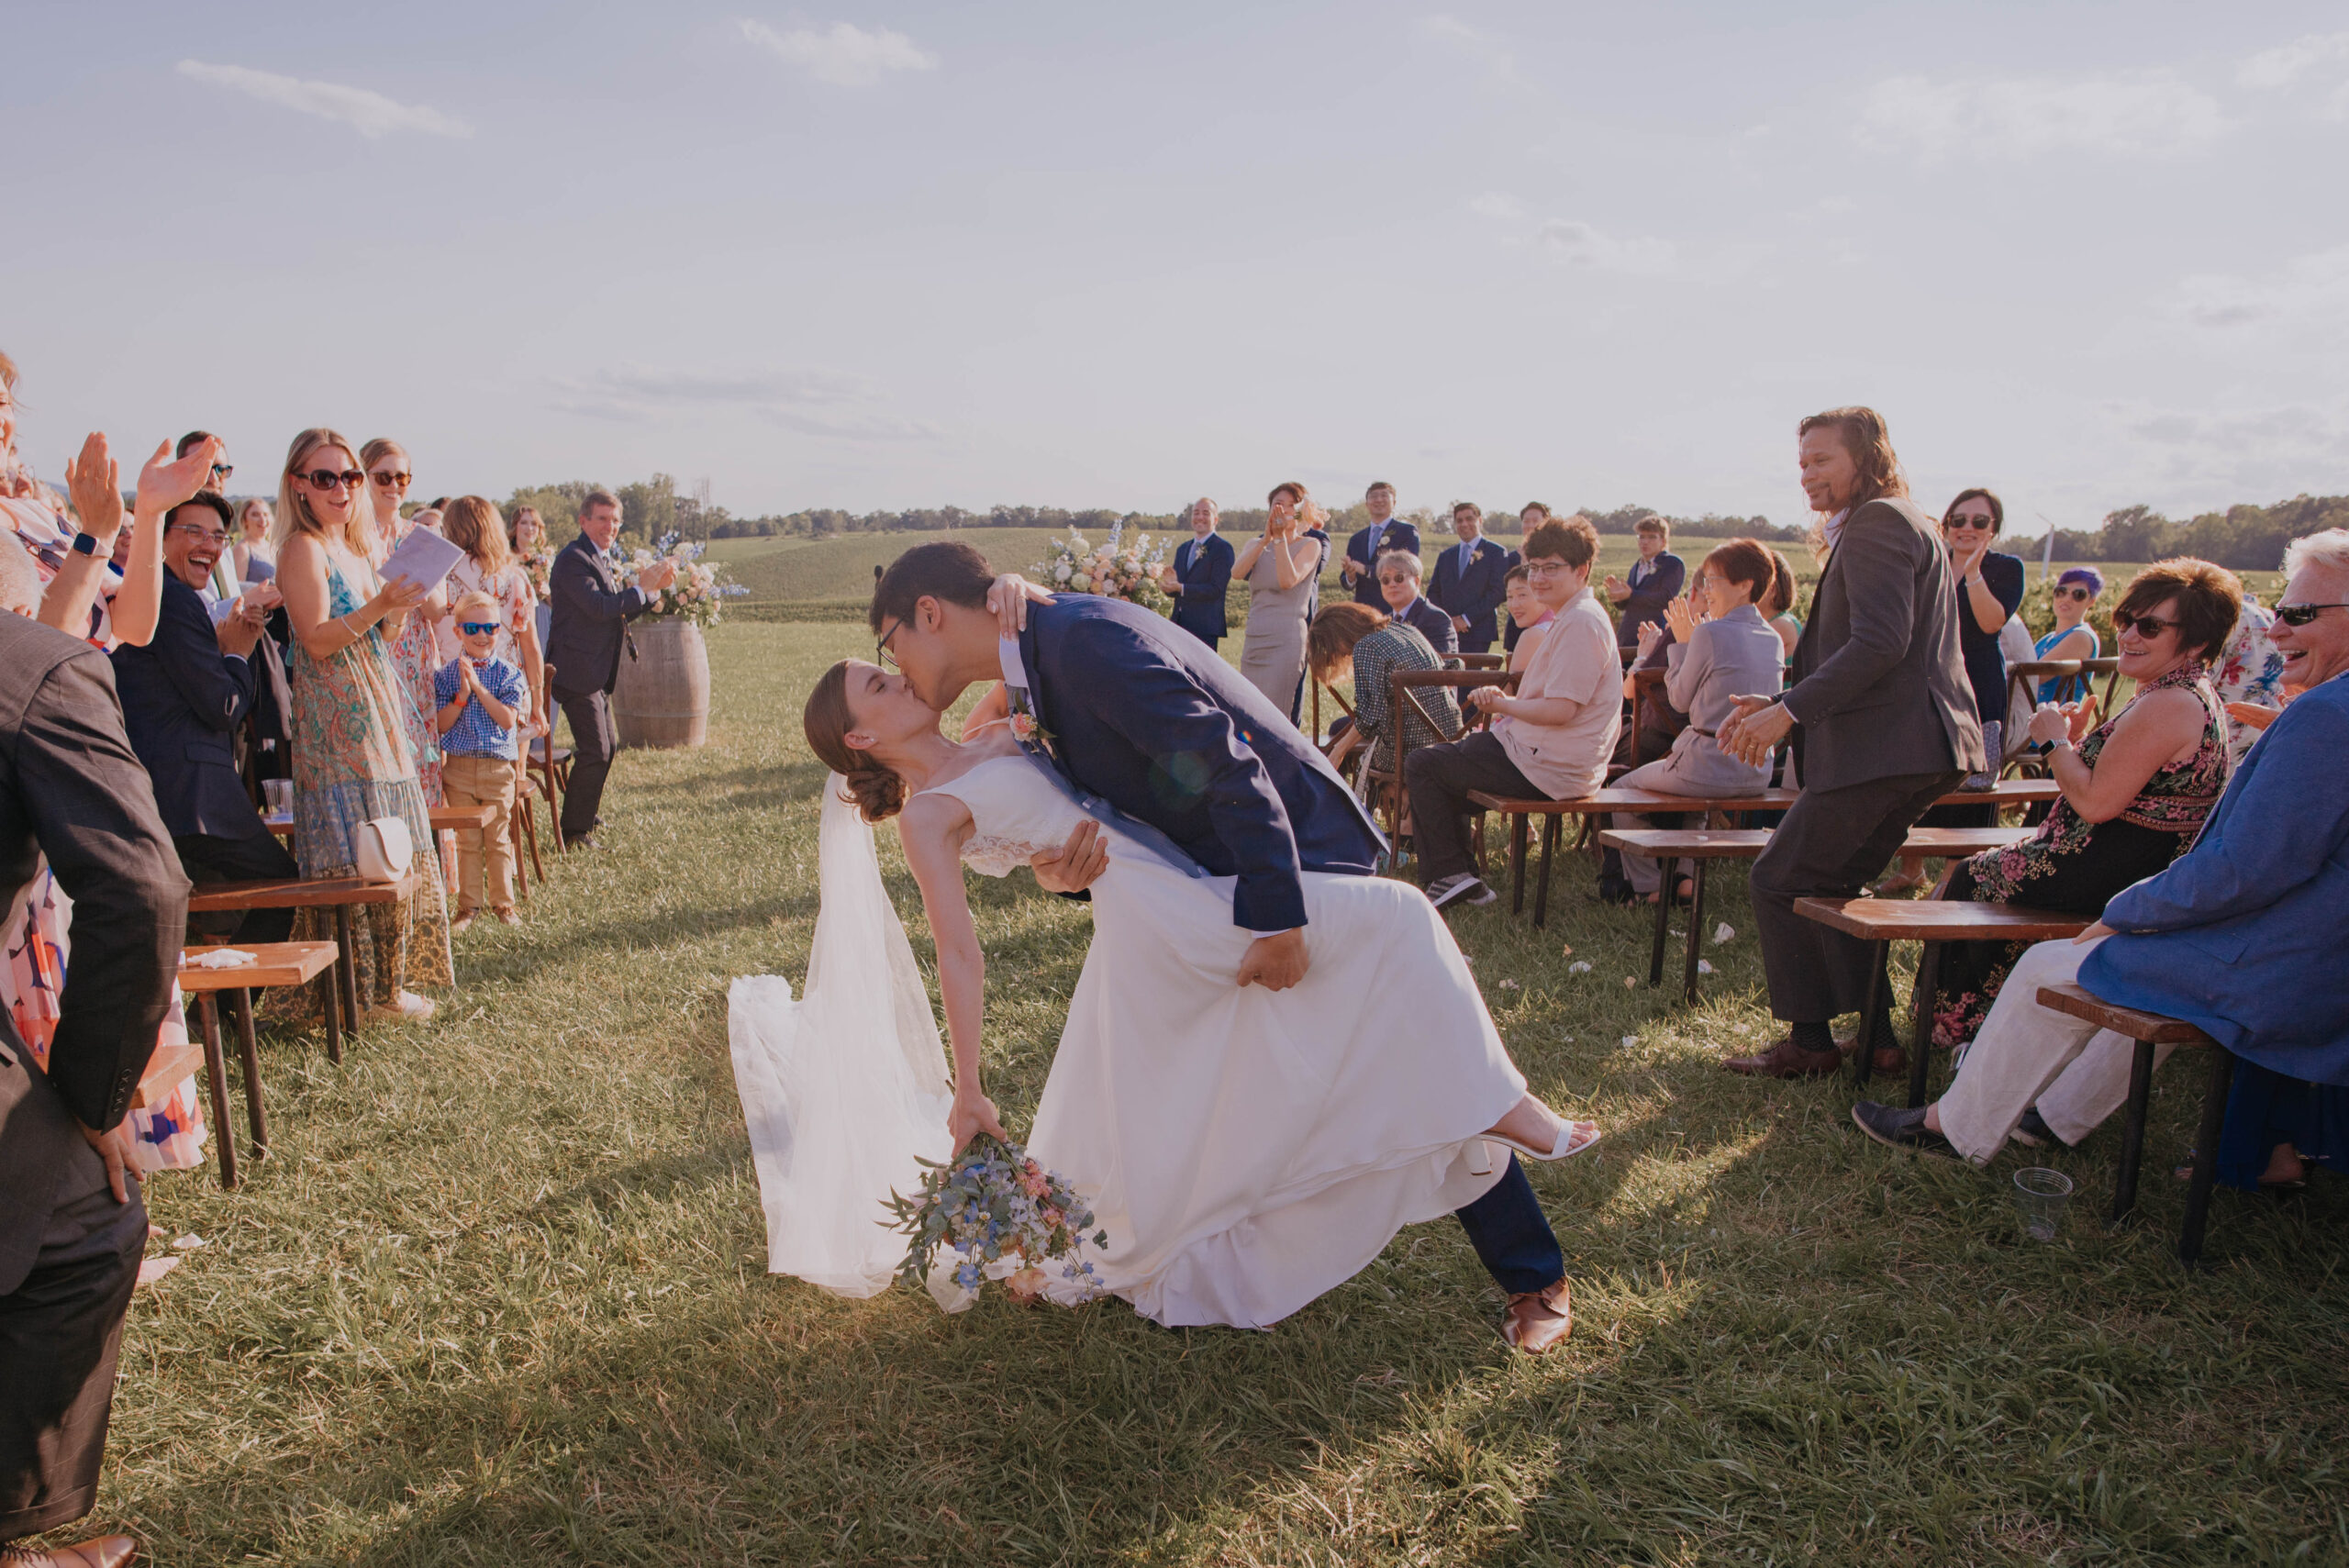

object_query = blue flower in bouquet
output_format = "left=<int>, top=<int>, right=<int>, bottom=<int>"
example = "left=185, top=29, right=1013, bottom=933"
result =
left=885, top=1131, right=1109, bottom=1307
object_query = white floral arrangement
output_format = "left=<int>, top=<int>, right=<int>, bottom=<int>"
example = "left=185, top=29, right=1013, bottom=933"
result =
left=1034, top=523, right=1166, bottom=606
left=616, top=532, right=748, bottom=628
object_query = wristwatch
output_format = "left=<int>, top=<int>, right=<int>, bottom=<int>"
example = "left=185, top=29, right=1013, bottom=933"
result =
left=71, top=531, right=102, bottom=556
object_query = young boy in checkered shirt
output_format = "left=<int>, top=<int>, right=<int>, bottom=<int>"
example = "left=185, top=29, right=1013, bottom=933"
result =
left=432, top=591, right=529, bottom=930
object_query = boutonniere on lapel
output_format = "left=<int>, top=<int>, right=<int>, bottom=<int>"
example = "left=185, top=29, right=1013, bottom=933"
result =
left=1007, top=685, right=1057, bottom=759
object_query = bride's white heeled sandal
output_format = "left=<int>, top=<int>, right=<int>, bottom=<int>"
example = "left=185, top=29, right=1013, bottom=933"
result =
left=1475, top=1119, right=1601, bottom=1167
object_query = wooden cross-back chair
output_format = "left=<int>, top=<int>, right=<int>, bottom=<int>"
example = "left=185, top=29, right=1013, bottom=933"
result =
left=1998, top=657, right=2122, bottom=778
left=1363, top=667, right=1519, bottom=860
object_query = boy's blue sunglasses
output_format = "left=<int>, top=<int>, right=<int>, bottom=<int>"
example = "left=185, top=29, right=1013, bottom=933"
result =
left=458, top=621, right=499, bottom=635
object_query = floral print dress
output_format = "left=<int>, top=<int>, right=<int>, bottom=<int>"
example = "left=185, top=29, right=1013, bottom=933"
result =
left=1932, top=663, right=2229, bottom=1046
left=276, top=560, right=453, bottom=1017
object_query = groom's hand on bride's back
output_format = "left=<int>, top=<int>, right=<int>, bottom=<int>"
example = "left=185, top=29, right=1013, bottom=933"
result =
left=1030, top=819, right=1108, bottom=895
left=1238, top=929, right=1309, bottom=991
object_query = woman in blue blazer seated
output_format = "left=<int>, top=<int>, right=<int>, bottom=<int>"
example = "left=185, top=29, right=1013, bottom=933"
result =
left=1852, top=528, right=2349, bottom=1191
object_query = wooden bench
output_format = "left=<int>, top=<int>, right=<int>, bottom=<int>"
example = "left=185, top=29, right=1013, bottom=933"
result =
left=1599, top=826, right=2035, bottom=1001
left=1793, top=898, right=2091, bottom=1103
left=264, top=802, right=498, bottom=838
left=176, top=940, right=340, bottom=1189
left=1466, top=778, right=2066, bottom=927
left=184, top=870, right=417, bottom=1053
left=2036, top=983, right=2229, bottom=1267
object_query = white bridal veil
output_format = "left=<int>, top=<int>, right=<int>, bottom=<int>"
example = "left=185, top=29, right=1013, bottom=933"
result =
left=728, top=774, right=954, bottom=1297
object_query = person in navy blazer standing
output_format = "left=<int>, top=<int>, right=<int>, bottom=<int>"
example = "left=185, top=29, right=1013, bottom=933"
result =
left=871, top=541, right=1578, bottom=1351
left=1373, top=550, right=1460, bottom=659
left=1427, top=502, right=1516, bottom=655
left=109, top=491, right=299, bottom=946
left=1161, top=497, right=1235, bottom=649
left=1341, top=481, right=1420, bottom=607
left=545, top=489, right=676, bottom=848
left=1603, top=515, right=1685, bottom=651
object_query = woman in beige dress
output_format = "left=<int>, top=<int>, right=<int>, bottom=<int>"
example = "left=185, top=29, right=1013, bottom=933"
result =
left=1234, top=480, right=1328, bottom=722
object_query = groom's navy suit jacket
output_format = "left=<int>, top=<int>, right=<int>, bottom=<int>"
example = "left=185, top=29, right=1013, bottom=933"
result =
left=1016, top=594, right=1381, bottom=933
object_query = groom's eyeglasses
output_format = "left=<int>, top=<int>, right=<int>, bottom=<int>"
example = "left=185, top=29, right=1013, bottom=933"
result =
left=876, top=617, right=903, bottom=671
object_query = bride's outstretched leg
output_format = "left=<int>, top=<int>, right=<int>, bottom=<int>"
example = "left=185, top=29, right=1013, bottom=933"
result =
left=1481, top=1094, right=1601, bottom=1162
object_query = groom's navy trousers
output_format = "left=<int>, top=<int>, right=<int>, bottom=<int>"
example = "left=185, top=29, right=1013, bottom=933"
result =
left=1014, top=595, right=1566, bottom=1296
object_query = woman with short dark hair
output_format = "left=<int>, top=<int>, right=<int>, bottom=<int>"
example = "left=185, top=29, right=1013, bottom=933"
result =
left=1930, top=558, right=2241, bottom=1053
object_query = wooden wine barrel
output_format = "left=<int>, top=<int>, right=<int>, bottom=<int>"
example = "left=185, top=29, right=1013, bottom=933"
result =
left=613, top=619, right=710, bottom=749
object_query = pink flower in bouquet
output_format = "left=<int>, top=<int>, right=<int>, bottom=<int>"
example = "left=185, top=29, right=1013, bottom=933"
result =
left=1019, top=1162, right=1051, bottom=1199
left=1005, top=1265, right=1050, bottom=1305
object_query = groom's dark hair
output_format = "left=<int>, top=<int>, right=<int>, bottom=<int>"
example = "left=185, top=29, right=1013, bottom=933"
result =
left=870, top=540, right=995, bottom=635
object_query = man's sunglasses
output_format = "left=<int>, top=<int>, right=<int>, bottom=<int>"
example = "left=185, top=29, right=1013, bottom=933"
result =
left=2111, top=609, right=2178, bottom=638
left=209, top=462, right=233, bottom=481
left=457, top=621, right=500, bottom=636
left=297, top=468, right=365, bottom=492
left=2274, top=602, right=2349, bottom=628
left=169, top=524, right=228, bottom=546
left=2053, top=586, right=2093, bottom=602
left=372, top=470, right=412, bottom=489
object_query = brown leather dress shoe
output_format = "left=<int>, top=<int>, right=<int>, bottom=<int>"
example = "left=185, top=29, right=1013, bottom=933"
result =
left=1721, top=1035, right=1845, bottom=1078
left=3, top=1536, right=139, bottom=1567
left=1500, top=1279, right=1572, bottom=1354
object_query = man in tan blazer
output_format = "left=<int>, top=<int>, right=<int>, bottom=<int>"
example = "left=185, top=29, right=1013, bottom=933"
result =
left=1717, top=407, right=1984, bottom=1078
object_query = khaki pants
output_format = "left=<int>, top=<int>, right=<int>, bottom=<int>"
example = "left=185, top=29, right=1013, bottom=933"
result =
left=1938, top=934, right=2176, bottom=1162
left=441, top=753, right=519, bottom=915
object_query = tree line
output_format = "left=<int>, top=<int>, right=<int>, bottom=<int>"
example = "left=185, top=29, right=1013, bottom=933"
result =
left=501, top=473, right=2346, bottom=571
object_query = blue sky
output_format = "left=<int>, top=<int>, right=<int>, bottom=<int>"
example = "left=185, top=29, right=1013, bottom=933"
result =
left=7, top=2, right=2346, bottom=531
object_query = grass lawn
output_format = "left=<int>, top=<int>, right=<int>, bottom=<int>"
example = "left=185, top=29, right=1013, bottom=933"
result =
left=101, top=620, right=2344, bottom=1567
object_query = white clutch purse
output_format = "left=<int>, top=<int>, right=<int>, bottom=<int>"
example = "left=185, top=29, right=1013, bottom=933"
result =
left=354, top=815, right=414, bottom=883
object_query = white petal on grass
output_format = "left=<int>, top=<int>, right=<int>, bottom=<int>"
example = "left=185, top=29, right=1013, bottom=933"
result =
left=1714, top=922, right=1735, bottom=945
left=1568, top=961, right=1592, bottom=974
left=1698, top=960, right=1716, bottom=975
left=738, top=19, right=938, bottom=87
left=176, top=61, right=473, bottom=139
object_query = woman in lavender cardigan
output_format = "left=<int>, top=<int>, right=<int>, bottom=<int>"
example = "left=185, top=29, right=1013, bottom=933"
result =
left=1610, top=539, right=1790, bottom=903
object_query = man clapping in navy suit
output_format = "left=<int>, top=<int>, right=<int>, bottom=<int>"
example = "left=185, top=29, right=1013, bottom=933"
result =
left=1160, top=497, right=1236, bottom=650
left=1341, top=481, right=1419, bottom=607
left=1427, top=502, right=1515, bottom=655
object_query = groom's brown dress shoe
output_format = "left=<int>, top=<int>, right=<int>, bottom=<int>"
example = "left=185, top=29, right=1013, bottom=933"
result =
left=1, top=1536, right=139, bottom=1567
left=1500, top=1280, right=1572, bottom=1354
left=1721, top=1035, right=1844, bottom=1078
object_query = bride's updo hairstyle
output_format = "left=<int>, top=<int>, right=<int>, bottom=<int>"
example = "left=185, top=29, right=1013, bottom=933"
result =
left=804, top=661, right=907, bottom=821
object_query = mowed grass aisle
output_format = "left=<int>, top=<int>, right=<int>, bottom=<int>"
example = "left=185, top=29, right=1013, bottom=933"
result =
left=109, top=622, right=2344, bottom=1566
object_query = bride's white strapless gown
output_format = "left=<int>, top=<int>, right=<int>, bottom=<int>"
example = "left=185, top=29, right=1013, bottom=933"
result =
left=916, top=754, right=1525, bottom=1329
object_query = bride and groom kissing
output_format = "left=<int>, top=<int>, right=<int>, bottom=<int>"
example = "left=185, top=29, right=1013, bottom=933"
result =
left=729, top=540, right=1597, bottom=1351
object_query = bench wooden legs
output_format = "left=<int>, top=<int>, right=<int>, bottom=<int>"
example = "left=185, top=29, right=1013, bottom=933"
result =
left=1531, top=815, right=1562, bottom=928
left=1906, top=941, right=1945, bottom=1109
left=1508, top=815, right=1529, bottom=914
left=1647, top=880, right=1671, bottom=987
left=2111, top=1038, right=2156, bottom=1224
left=2178, top=1047, right=2234, bottom=1268
left=195, top=995, right=236, bottom=1191
left=317, top=962, right=342, bottom=1065
left=230, top=986, right=268, bottom=1160
left=1682, top=861, right=1709, bottom=1003
left=333, top=905, right=362, bottom=1039
left=2107, top=1038, right=2233, bottom=1268
left=1851, top=941, right=1891, bottom=1086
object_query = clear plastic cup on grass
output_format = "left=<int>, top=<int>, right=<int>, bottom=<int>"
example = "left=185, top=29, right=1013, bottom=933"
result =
left=2012, top=1167, right=2074, bottom=1241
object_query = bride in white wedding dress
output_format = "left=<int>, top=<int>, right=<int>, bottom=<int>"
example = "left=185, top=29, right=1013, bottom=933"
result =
left=729, top=658, right=1595, bottom=1329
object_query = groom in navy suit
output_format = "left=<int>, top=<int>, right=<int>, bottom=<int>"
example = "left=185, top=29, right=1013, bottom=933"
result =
left=871, top=540, right=1576, bottom=1351
left=1427, top=503, right=1516, bottom=656
left=1163, top=498, right=1236, bottom=650
left=1341, top=481, right=1420, bottom=607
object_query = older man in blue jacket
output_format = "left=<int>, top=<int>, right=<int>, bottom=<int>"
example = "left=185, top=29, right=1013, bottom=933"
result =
left=1854, top=528, right=2349, bottom=1181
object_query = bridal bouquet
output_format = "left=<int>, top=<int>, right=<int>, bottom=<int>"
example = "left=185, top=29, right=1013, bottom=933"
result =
left=885, top=1132, right=1108, bottom=1306
left=1035, top=523, right=1166, bottom=606
left=617, top=532, right=747, bottom=628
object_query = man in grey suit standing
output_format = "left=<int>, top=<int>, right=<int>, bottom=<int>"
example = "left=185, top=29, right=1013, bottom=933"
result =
left=1717, top=407, right=1983, bottom=1078
left=543, top=488, right=676, bottom=850
left=0, top=545, right=187, bottom=1568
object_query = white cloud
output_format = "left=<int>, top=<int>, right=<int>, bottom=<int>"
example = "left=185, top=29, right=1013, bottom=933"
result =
left=2168, top=245, right=2349, bottom=334
left=737, top=19, right=937, bottom=87
left=1860, top=70, right=2228, bottom=160
left=546, top=365, right=940, bottom=441
left=1467, top=190, right=1525, bottom=221
left=2236, top=31, right=2349, bottom=88
left=2107, top=396, right=2349, bottom=497
left=175, top=60, right=472, bottom=139
left=1420, top=15, right=1517, bottom=82
left=1537, top=218, right=1679, bottom=277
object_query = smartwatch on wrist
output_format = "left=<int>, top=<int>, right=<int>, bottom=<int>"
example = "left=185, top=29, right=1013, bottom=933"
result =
left=71, top=532, right=102, bottom=557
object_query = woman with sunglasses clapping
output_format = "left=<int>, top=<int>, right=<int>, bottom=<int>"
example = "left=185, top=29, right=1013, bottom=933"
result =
left=1926, top=559, right=2240, bottom=1056
left=2033, top=567, right=2103, bottom=705
left=271, top=428, right=454, bottom=1023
